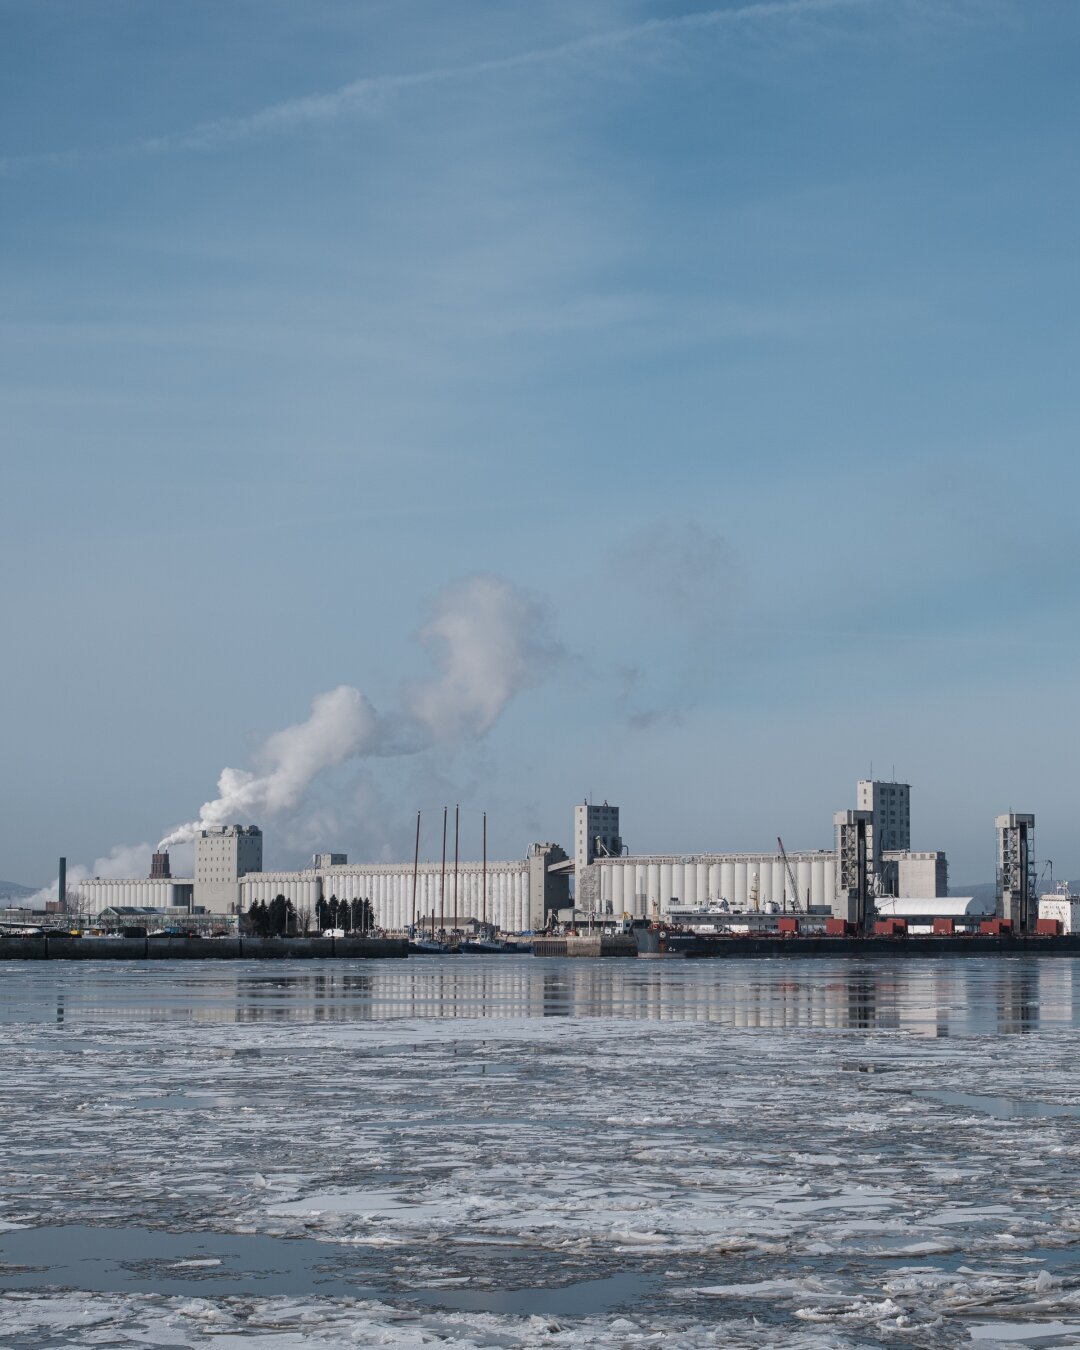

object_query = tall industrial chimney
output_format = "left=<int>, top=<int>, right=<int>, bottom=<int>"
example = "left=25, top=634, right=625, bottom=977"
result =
left=58, top=856, right=66, bottom=913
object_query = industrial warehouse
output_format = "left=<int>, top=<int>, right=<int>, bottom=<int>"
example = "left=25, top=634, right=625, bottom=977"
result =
left=55, top=779, right=1064, bottom=937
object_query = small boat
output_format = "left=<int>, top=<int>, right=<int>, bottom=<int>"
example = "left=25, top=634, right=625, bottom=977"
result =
left=459, top=938, right=514, bottom=954
left=408, top=937, right=455, bottom=954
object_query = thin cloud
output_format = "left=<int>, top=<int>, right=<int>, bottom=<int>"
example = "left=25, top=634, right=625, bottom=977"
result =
left=1, top=0, right=869, bottom=172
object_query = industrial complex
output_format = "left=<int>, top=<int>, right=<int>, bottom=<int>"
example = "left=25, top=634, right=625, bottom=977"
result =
left=49, top=778, right=1070, bottom=937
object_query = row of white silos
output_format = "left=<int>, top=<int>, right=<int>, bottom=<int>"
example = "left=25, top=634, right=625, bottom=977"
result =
left=241, top=875, right=322, bottom=909
left=595, top=855, right=836, bottom=916
left=321, top=865, right=531, bottom=932
left=239, top=865, right=531, bottom=932
left=75, top=878, right=178, bottom=915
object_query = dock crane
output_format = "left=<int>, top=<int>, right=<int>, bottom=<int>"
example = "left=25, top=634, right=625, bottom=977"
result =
left=777, top=837, right=803, bottom=913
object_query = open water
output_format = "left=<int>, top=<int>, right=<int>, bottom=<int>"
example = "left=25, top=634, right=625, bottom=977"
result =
left=2, top=955, right=1079, bottom=1346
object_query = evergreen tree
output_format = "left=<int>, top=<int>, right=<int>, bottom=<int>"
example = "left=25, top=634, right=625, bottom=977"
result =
left=268, top=894, right=289, bottom=936
left=248, top=900, right=271, bottom=937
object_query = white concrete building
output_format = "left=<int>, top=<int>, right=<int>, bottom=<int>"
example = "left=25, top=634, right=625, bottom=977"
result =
left=196, top=825, right=263, bottom=914
left=72, top=877, right=194, bottom=916
left=238, top=843, right=570, bottom=933
left=586, top=850, right=836, bottom=918
left=882, top=850, right=948, bottom=899
left=857, top=780, right=911, bottom=860
left=574, top=801, right=621, bottom=878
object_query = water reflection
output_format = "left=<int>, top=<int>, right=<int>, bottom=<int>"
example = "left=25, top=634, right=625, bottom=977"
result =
left=2, top=957, right=1077, bottom=1037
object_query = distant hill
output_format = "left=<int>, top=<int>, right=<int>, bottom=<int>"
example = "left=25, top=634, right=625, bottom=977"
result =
left=951, top=880, right=1079, bottom=904
left=0, top=880, right=37, bottom=904
left=951, top=881, right=996, bottom=904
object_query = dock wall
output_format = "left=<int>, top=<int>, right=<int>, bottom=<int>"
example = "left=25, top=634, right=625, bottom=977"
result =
left=668, top=934, right=1080, bottom=958
left=531, top=935, right=638, bottom=958
left=0, top=935, right=408, bottom=961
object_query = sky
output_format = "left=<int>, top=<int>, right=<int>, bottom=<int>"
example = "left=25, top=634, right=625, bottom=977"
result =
left=3, top=0, right=1080, bottom=888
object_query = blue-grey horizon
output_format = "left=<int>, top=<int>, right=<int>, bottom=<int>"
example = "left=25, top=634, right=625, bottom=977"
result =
left=4, top=0, right=1080, bottom=888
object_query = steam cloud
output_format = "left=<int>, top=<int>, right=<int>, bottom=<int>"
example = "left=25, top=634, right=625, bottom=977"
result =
left=30, top=842, right=156, bottom=907
left=157, top=575, right=557, bottom=849
left=407, top=575, right=559, bottom=740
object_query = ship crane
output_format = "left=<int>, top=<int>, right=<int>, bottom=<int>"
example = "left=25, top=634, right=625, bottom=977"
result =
left=777, top=836, right=803, bottom=913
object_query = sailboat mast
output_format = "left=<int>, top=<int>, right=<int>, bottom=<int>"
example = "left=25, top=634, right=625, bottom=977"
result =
left=439, top=806, right=447, bottom=938
left=482, top=811, right=487, bottom=930
left=453, top=804, right=460, bottom=932
left=411, top=811, right=420, bottom=934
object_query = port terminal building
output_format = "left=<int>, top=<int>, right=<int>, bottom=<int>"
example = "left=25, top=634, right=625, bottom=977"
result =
left=68, top=780, right=962, bottom=931
left=73, top=827, right=570, bottom=932
left=579, top=850, right=837, bottom=916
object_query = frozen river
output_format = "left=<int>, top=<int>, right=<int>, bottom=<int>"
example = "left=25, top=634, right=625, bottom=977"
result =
left=2, top=955, right=1080, bottom=1347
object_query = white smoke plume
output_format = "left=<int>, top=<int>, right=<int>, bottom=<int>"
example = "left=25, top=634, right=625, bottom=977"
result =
left=30, top=841, right=155, bottom=907
left=158, top=686, right=384, bottom=848
left=157, top=574, right=558, bottom=850
left=407, top=575, right=558, bottom=740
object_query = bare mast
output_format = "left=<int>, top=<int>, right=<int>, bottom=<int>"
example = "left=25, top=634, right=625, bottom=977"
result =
left=482, top=811, right=487, bottom=931
left=438, top=806, right=447, bottom=939
left=411, top=811, right=420, bottom=934
left=453, top=804, right=460, bottom=932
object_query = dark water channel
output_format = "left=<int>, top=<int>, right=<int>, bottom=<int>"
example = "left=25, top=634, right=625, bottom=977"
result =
left=0, top=1225, right=660, bottom=1316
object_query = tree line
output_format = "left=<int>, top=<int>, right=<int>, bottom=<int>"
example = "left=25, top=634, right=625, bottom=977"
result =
left=315, top=895, right=374, bottom=933
left=246, top=894, right=375, bottom=937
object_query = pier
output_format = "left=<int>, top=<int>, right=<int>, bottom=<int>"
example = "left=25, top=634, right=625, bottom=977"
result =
left=0, top=934, right=408, bottom=961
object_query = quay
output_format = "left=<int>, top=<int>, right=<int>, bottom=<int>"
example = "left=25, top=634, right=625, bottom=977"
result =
left=650, top=932, right=1080, bottom=958
left=531, top=934, right=637, bottom=958
left=0, top=934, right=408, bottom=961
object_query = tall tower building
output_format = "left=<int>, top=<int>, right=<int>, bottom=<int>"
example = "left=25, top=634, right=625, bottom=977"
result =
left=996, top=813, right=1035, bottom=930
left=574, top=801, right=621, bottom=877
left=195, top=825, right=263, bottom=914
left=856, top=779, right=911, bottom=863
left=834, top=810, right=874, bottom=926
left=573, top=801, right=622, bottom=909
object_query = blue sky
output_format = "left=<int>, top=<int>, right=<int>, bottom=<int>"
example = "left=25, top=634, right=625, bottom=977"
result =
left=3, top=0, right=1080, bottom=886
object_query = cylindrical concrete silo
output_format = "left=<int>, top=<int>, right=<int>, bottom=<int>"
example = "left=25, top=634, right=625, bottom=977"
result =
left=646, top=863, right=661, bottom=915
left=810, top=858, right=825, bottom=910
left=734, top=862, right=749, bottom=909
left=797, top=859, right=812, bottom=912
left=683, top=863, right=697, bottom=907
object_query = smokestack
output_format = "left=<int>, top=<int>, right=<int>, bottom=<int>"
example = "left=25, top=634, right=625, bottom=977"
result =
left=150, top=851, right=171, bottom=880
left=58, top=857, right=66, bottom=914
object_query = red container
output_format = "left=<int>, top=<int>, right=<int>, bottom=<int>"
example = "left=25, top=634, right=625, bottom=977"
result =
left=826, top=918, right=854, bottom=936
left=980, top=919, right=1013, bottom=936
left=777, top=918, right=799, bottom=935
left=1036, top=918, right=1061, bottom=937
left=933, top=917, right=955, bottom=936
left=874, top=918, right=907, bottom=937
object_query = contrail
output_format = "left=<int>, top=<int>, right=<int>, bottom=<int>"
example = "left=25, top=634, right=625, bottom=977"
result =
left=1, top=0, right=869, bottom=172
left=156, top=0, right=869, bottom=151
